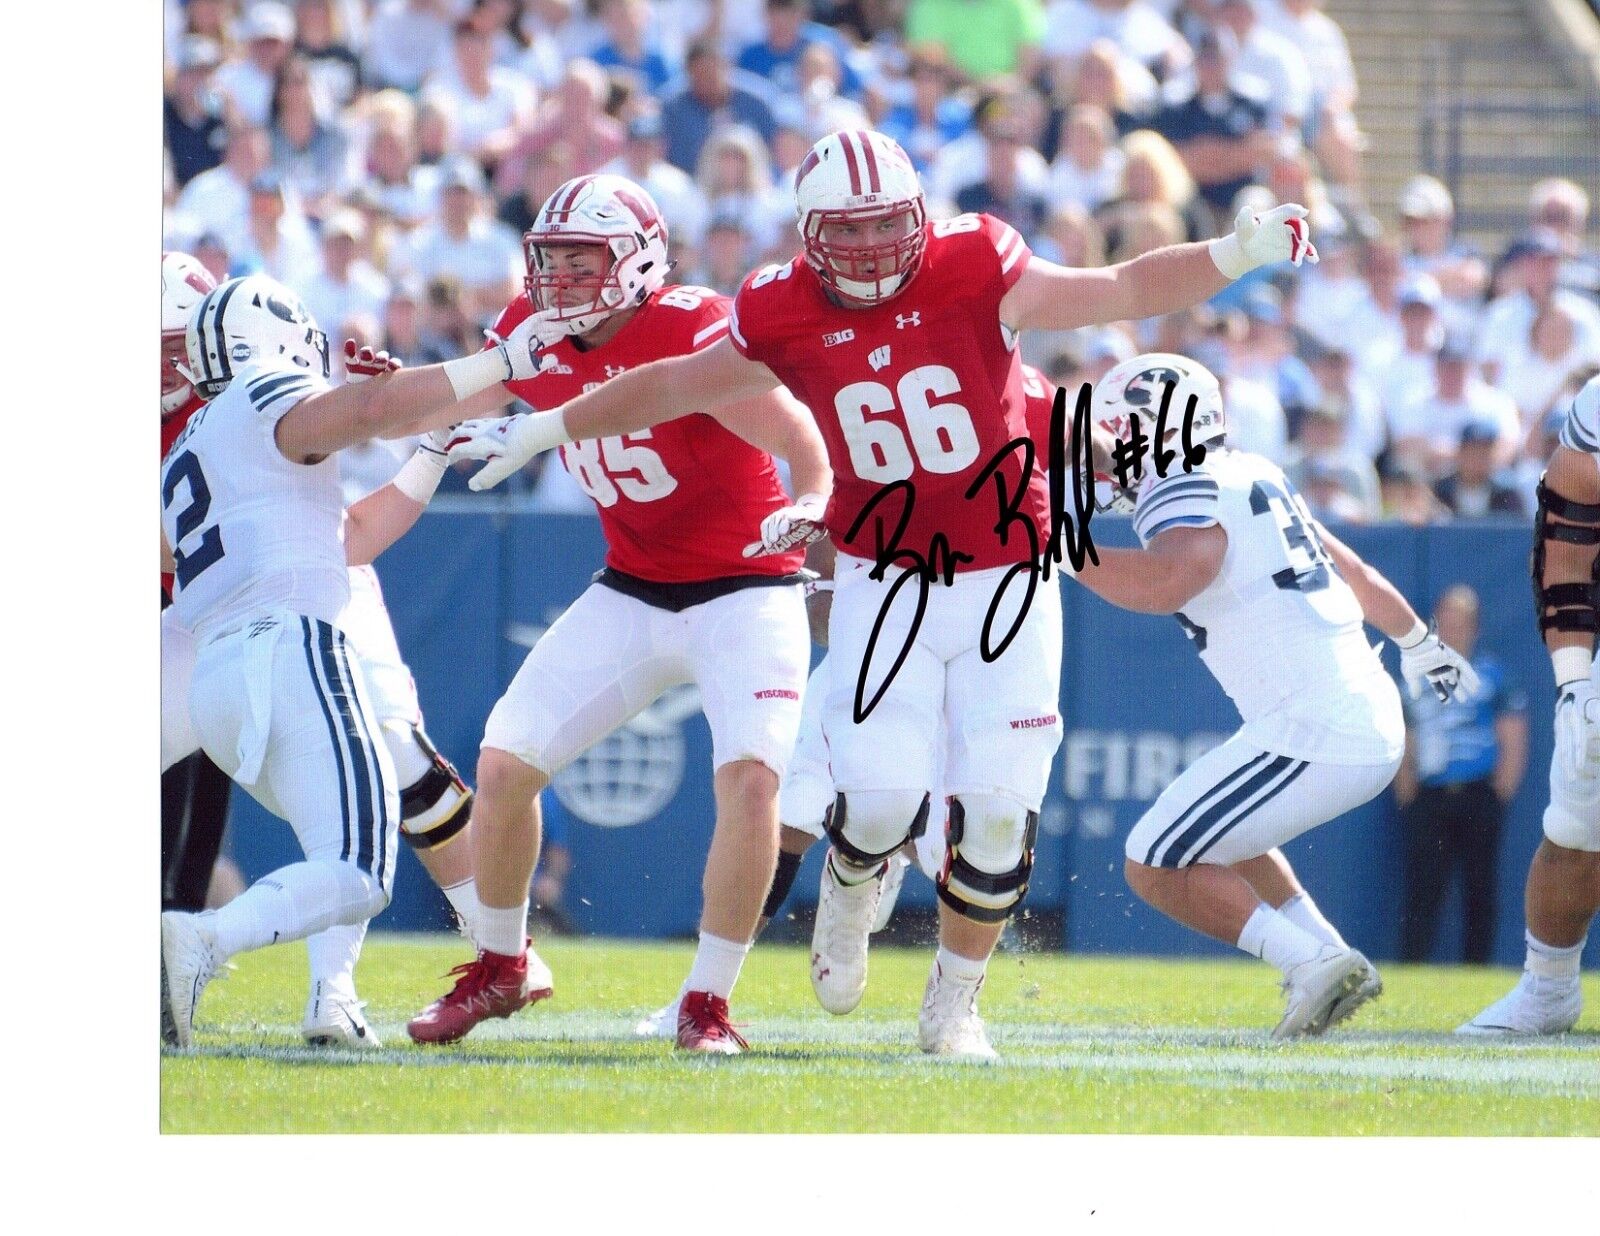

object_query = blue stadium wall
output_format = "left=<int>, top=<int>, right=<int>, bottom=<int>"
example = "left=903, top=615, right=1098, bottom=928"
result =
left=223, top=510, right=1600, bottom=969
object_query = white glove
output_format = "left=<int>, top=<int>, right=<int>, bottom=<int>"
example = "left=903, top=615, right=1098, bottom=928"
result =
left=1399, top=627, right=1481, bottom=703
left=1554, top=679, right=1600, bottom=782
left=446, top=412, right=569, bottom=491
left=342, top=339, right=401, bottom=383
left=493, top=308, right=568, bottom=381
left=743, top=493, right=828, bottom=558
left=1209, top=204, right=1319, bottom=280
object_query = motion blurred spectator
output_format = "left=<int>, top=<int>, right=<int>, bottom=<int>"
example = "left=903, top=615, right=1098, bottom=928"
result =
left=1330, top=237, right=1405, bottom=383
left=1261, top=0, right=1361, bottom=186
left=929, top=85, right=1050, bottom=208
left=1433, top=421, right=1528, bottom=519
left=417, top=274, right=484, bottom=363
left=1496, top=302, right=1600, bottom=429
left=661, top=39, right=778, bottom=172
left=394, top=158, right=523, bottom=322
left=1391, top=332, right=1521, bottom=474
left=592, top=0, right=674, bottom=94
left=1054, top=39, right=1158, bottom=142
left=366, top=0, right=453, bottom=92
left=601, top=110, right=711, bottom=248
left=1048, top=105, right=1125, bottom=211
left=495, top=59, right=625, bottom=196
left=379, top=277, right=428, bottom=365
left=792, top=42, right=871, bottom=136
left=422, top=16, right=538, bottom=164
left=1529, top=177, right=1600, bottom=300
left=235, top=173, right=321, bottom=288
left=1229, top=283, right=1321, bottom=426
left=177, top=126, right=272, bottom=254
left=954, top=118, right=1053, bottom=239
left=213, top=2, right=296, bottom=128
left=1397, top=586, right=1528, bottom=964
left=360, top=93, right=438, bottom=227
left=1284, top=402, right=1381, bottom=521
left=906, top=0, right=1047, bottom=82
left=166, top=37, right=229, bottom=187
left=1042, top=0, right=1190, bottom=80
left=740, top=0, right=862, bottom=97
left=694, top=125, right=789, bottom=252
left=690, top=213, right=760, bottom=296
left=1371, top=272, right=1445, bottom=425
left=1300, top=335, right=1386, bottom=463
left=1153, top=27, right=1274, bottom=217
left=293, top=0, right=364, bottom=112
left=1209, top=0, right=1312, bottom=135
left=1477, top=229, right=1600, bottom=385
left=879, top=47, right=975, bottom=174
left=302, top=208, right=392, bottom=335
left=1381, top=459, right=1448, bottom=525
left=1396, top=175, right=1487, bottom=338
left=1096, top=129, right=1207, bottom=252
left=269, top=54, right=351, bottom=214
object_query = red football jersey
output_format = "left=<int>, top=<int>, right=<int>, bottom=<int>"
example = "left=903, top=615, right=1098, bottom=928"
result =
left=161, top=393, right=206, bottom=596
left=1020, top=363, right=1057, bottom=461
left=491, top=285, right=805, bottom=584
left=729, top=213, right=1051, bottom=573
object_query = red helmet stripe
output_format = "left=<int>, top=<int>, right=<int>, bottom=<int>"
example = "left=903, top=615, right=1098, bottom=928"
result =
left=856, top=131, right=881, bottom=194
left=838, top=133, right=863, bottom=196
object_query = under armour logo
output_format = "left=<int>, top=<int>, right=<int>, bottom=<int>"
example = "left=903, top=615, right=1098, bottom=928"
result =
left=896, top=312, right=921, bottom=329
left=605, top=364, right=627, bottom=378
left=868, top=345, right=891, bottom=372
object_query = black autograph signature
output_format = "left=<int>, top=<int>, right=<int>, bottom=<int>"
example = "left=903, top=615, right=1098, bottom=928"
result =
left=844, top=379, right=1207, bottom=722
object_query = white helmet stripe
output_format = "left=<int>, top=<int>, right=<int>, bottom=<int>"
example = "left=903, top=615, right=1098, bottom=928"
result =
left=207, top=277, right=245, bottom=387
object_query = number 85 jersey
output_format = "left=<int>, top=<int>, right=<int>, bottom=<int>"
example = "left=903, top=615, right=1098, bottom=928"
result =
left=729, top=213, right=1051, bottom=572
left=492, top=284, right=804, bottom=583
left=1137, top=448, right=1404, bottom=765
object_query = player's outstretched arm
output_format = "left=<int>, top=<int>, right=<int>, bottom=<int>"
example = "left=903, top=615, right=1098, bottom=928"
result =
left=1000, top=205, right=1317, bottom=333
left=448, top=336, right=783, bottom=491
left=712, top=387, right=832, bottom=506
left=342, top=430, right=454, bottom=566
left=1071, top=524, right=1228, bottom=614
left=1317, top=522, right=1480, bottom=702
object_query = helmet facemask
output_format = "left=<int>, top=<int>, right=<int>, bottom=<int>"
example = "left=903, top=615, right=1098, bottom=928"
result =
left=523, top=234, right=631, bottom=337
left=802, top=198, right=926, bottom=306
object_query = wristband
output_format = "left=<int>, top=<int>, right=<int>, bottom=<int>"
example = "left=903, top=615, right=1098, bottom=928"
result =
left=515, top=408, right=576, bottom=456
left=391, top=448, right=447, bottom=503
left=442, top=347, right=512, bottom=403
left=1208, top=233, right=1251, bottom=281
left=1397, top=619, right=1429, bottom=650
left=1552, top=645, right=1594, bottom=687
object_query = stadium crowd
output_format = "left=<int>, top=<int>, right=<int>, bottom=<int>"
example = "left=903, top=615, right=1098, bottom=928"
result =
left=164, top=0, right=1600, bottom=519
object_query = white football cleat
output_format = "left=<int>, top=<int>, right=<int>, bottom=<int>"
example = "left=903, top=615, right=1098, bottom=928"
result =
left=872, top=851, right=911, bottom=934
left=810, top=850, right=885, bottom=1015
left=303, top=981, right=382, bottom=1049
left=1456, top=972, right=1582, bottom=1037
left=161, top=910, right=224, bottom=1050
left=1272, top=946, right=1378, bottom=1040
left=634, top=996, right=682, bottom=1039
left=918, top=964, right=997, bottom=1061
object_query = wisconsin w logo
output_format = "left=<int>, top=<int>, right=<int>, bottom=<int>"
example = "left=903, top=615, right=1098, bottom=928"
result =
left=868, top=346, right=891, bottom=372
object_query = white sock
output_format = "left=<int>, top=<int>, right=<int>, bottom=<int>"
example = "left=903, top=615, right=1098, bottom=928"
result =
left=475, top=901, right=528, bottom=956
left=1236, top=904, right=1326, bottom=976
left=934, top=945, right=988, bottom=986
left=305, top=922, right=366, bottom=996
left=441, top=877, right=482, bottom=937
left=828, top=850, right=882, bottom=888
left=210, top=860, right=379, bottom=958
left=683, top=932, right=751, bottom=1000
left=1279, top=891, right=1347, bottom=949
left=1526, top=930, right=1585, bottom=982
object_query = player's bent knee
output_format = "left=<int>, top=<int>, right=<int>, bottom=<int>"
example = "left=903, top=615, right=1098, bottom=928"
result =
left=380, top=721, right=474, bottom=851
left=718, top=758, right=780, bottom=810
left=825, top=788, right=930, bottom=867
left=937, top=793, right=1039, bottom=923
left=476, top=746, right=549, bottom=809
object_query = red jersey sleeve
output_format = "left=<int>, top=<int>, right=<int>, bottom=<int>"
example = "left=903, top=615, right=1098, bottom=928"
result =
left=973, top=212, right=1033, bottom=297
left=1020, top=363, right=1058, bottom=454
left=729, top=261, right=802, bottom=367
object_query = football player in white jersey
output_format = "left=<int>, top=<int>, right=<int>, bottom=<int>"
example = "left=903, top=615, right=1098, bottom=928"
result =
left=1460, top=371, right=1600, bottom=1035
left=159, top=274, right=557, bottom=1049
left=1072, top=354, right=1478, bottom=1037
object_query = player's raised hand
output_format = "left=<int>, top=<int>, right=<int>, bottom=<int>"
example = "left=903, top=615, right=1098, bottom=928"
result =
left=343, top=338, right=402, bottom=382
left=1209, top=204, right=1318, bottom=280
left=743, top=493, right=828, bottom=558
left=1554, top=679, right=1600, bottom=781
left=495, top=308, right=568, bottom=381
left=1399, top=628, right=1481, bottom=704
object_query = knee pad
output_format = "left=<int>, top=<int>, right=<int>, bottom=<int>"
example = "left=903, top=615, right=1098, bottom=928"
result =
left=937, top=793, right=1039, bottom=924
left=381, top=721, right=473, bottom=850
left=1544, top=766, right=1600, bottom=852
left=824, top=789, right=930, bottom=868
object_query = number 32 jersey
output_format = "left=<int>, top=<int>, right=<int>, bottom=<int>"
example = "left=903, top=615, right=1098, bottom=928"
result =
left=160, top=363, right=348, bottom=638
left=1134, top=447, right=1404, bottom=764
left=729, top=214, right=1051, bottom=573
left=490, top=285, right=804, bottom=584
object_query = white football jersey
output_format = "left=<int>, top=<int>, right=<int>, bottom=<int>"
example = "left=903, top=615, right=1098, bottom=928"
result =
left=1558, top=372, right=1600, bottom=460
left=1132, top=447, right=1403, bottom=764
left=160, top=362, right=349, bottom=639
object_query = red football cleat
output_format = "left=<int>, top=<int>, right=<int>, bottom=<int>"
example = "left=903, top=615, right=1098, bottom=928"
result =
left=675, top=990, right=749, bottom=1055
left=407, top=947, right=553, bottom=1045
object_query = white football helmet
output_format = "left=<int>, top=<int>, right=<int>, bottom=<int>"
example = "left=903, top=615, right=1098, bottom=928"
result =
left=1094, top=352, right=1225, bottom=500
left=183, top=274, right=330, bottom=400
left=795, top=129, right=926, bottom=306
left=523, top=174, right=670, bottom=336
left=161, top=250, right=217, bottom=416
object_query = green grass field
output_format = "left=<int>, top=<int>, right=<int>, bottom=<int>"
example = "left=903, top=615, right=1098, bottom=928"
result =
left=160, top=935, right=1599, bottom=1135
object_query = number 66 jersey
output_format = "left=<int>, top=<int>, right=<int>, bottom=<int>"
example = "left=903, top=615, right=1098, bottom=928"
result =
left=1136, top=447, right=1405, bottom=765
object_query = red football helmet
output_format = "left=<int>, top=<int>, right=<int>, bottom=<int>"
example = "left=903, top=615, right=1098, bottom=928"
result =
left=161, top=251, right=217, bottom=417
left=523, top=174, right=670, bottom=336
left=794, top=129, right=926, bottom=307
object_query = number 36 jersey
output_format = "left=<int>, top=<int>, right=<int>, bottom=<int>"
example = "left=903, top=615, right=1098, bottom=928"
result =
left=491, top=285, right=804, bottom=584
left=729, top=213, right=1051, bottom=573
left=160, top=363, right=348, bottom=639
left=1134, top=447, right=1404, bottom=765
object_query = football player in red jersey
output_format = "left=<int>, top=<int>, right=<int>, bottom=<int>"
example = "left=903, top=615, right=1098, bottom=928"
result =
left=404, top=175, right=832, bottom=1053
left=441, top=130, right=1317, bottom=1057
